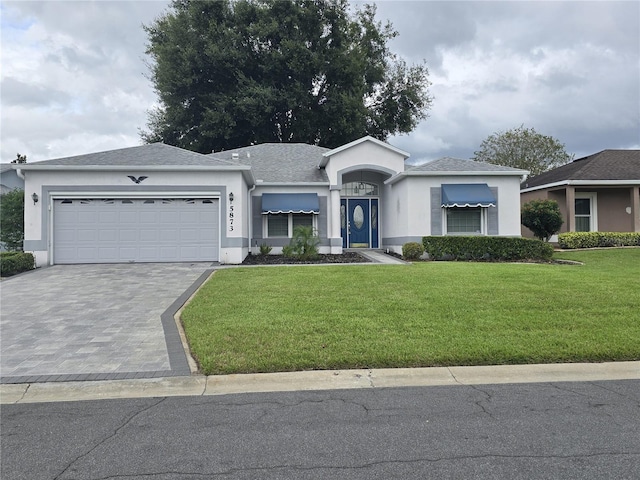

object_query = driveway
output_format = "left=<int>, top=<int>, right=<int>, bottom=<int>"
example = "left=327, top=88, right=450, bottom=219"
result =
left=0, top=263, right=213, bottom=384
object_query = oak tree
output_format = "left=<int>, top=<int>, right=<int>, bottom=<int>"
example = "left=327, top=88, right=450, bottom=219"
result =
left=142, top=0, right=432, bottom=152
left=473, top=125, right=573, bottom=176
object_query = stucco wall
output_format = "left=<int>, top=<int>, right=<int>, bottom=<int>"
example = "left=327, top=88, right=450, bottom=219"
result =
left=325, top=141, right=404, bottom=186
left=383, top=174, right=523, bottom=251
left=23, top=169, right=247, bottom=265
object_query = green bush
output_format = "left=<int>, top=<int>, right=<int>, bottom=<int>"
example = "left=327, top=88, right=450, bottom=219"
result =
left=422, top=236, right=554, bottom=262
left=402, top=242, right=424, bottom=260
left=521, top=199, right=563, bottom=241
left=558, top=232, right=640, bottom=249
left=259, top=243, right=272, bottom=255
left=287, top=225, right=320, bottom=260
left=282, top=244, right=295, bottom=258
left=0, top=189, right=24, bottom=251
left=0, top=251, right=35, bottom=277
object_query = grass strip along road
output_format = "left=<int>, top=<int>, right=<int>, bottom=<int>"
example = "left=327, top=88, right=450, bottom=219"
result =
left=182, top=249, right=640, bottom=375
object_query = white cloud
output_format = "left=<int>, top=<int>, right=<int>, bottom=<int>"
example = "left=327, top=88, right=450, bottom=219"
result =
left=1, top=0, right=638, bottom=164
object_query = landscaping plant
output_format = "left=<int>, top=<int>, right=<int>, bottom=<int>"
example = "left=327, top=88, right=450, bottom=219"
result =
left=521, top=199, right=563, bottom=241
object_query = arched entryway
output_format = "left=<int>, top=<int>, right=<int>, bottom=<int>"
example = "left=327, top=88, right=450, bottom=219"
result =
left=340, top=180, right=379, bottom=248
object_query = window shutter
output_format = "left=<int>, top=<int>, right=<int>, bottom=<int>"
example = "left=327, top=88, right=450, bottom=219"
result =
left=487, top=187, right=499, bottom=235
left=431, top=187, right=442, bottom=235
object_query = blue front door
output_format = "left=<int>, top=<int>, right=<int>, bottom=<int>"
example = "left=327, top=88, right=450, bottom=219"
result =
left=348, top=199, right=370, bottom=247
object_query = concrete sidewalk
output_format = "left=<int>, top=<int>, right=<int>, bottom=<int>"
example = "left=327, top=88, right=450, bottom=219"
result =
left=2, top=361, right=638, bottom=404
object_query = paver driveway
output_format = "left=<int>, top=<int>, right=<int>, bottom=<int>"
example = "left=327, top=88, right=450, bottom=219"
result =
left=0, top=263, right=213, bottom=384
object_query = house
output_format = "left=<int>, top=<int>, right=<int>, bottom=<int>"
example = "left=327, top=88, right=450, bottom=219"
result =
left=520, top=150, right=640, bottom=238
left=0, top=164, right=24, bottom=194
left=16, top=136, right=527, bottom=267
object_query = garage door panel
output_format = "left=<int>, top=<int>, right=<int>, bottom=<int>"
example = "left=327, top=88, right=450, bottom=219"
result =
left=54, top=198, right=219, bottom=264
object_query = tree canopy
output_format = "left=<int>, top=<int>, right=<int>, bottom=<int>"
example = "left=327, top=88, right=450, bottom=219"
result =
left=141, top=0, right=432, bottom=152
left=472, top=125, right=573, bottom=177
left=0, top=189, right=24, bottom=251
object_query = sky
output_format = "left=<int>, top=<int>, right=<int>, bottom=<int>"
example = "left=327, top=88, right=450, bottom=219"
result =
left=1, top=0, right=639, bottom=166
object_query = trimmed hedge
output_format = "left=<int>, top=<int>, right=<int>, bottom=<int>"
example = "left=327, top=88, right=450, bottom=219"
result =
left=558, top=232, right=640, bottom=249
left=402, top=242, right=424, bottom=260
left=422, top=236, right=554, bottom=262
left=0, top=251, right=35, bottom=277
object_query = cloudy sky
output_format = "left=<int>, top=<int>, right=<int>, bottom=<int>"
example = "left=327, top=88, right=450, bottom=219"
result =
left=1, top=0, right=638, bottom=165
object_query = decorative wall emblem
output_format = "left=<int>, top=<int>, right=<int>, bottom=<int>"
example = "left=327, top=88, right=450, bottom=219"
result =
left=127, top=175, right=148, bottom=184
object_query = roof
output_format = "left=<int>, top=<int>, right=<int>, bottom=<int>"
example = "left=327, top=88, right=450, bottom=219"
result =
left=408, top=157, right=528, bottom=173
left=212, top=143, right=330, bottom=183
left=522, top=150, right=640, bottom=190
left=386, top=157, right=527, bottom=185
left=19, top=143, right=239, bottom=168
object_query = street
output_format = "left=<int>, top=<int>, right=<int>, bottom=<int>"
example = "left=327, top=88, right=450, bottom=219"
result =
left=2, top=380, right=639, bottom=479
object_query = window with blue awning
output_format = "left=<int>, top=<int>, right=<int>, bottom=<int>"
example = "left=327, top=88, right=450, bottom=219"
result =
left=441, top=184, right=496, bottom=208
left=261, top=193, right=320, bottom=214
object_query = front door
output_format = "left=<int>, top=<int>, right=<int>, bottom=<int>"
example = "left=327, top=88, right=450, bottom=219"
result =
left=347, top=199, right=369, bottom=247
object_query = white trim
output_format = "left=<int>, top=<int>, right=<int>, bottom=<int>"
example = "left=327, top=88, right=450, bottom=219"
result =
left=442, top=206, right=488, bottom=236
left=575, top=192, right=598, bottom=232
left=386, top=169, right=527, bottom=185
left=49, top=191, right=221, bottom=199
left=521, top=179, right=640, bottom=193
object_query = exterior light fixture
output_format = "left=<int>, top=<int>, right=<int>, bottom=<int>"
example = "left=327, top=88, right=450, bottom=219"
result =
left=228, top=192, right=234, bottom=202
left=31, top=193, right=39, bottom=205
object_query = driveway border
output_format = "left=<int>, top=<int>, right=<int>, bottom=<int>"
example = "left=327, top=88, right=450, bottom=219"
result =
left=0, top=268, right=215, bottom=385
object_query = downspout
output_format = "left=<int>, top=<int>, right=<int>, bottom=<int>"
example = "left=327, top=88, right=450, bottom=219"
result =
left=16, top=168, right=25, bottom=180
left=247, top=183, right=256, bottom=255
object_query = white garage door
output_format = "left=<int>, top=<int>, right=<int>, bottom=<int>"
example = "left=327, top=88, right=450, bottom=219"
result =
left=53, top=198, right=219, bottom=264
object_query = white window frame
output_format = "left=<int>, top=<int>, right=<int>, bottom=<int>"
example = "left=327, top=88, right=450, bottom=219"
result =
left=264, top=213, right=317, bottom=238
left=574, top=192, right=598, bottom=232
left=442, top=207, right=488, bottom=236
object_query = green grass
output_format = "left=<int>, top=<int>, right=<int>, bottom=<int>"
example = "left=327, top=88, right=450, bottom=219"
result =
left=181, top=249, right=640, bottom=375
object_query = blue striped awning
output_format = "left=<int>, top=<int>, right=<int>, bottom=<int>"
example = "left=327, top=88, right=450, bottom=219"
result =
left=261, top=193, right=319, bottom=214
left=441, top=184, right=496, bottom=208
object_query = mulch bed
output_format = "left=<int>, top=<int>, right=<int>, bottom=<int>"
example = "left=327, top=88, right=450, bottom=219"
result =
left=241, top=252, right=370, bottom=265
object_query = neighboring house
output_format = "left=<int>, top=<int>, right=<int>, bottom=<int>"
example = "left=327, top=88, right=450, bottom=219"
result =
left=17, top=136, right=526, bottom=267
left=520, top=150, right=640, bottom=238
left=1, top=164, right=24, bottom=194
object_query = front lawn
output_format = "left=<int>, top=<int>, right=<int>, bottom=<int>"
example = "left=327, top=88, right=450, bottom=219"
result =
left=181, top=249, right=640, bottom=375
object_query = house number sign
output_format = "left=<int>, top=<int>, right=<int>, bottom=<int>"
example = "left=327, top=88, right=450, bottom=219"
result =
left=228, top=193, right=235, bottom=231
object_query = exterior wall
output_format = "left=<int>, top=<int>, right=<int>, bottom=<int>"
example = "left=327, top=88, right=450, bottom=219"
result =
left=521, top=185, right=640, bottom=237
left=384, top=175, right=523, bottom=252
left=249, top=185, right=332, bottom=254
left=23, top=169, right=247, bottom=266
left=0, top=167, right=24, bottom=193
left=324, top=141, right=404, bottom=186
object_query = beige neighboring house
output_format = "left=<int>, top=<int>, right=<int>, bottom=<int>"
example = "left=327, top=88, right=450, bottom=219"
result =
left=520, top=150, right=640, bottom=239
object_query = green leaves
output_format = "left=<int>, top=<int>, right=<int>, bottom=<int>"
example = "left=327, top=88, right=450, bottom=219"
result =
left=0, top=189, right=24, bottom=251
left=473, top=125, right=573, bottom=176
left=141, top=0, right=432, bottom=152
left=521, top=199, right=564, bottom=242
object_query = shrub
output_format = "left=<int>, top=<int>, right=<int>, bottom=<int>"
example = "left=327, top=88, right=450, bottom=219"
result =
left=259, top=243, right=272, bottom=255
left=402, top=242, right=424, bottom=260
left=0, top=251, right=35, bottom=277
left=521, top=199, right=563, bottom=242
left=558, top=232, right=640, bottom=249
left=282, top=245, right=295, bottom=258
left=422, top=236, right=554, bottom=262
left=287, top=225, right=320, bottom=260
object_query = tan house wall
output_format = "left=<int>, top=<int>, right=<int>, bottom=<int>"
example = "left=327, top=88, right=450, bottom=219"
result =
left=521, top=185, right=640, bottom=237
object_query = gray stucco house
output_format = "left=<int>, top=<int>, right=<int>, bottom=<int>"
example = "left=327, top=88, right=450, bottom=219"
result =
left=16, top=136, right=527, bottom=266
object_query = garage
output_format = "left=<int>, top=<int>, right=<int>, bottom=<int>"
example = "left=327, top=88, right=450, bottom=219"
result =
left=53, top=197, right=219, bottom=264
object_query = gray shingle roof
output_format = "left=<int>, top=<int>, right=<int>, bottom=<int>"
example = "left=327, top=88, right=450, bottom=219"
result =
left=408, top=157, right=527, bottom=173
left=522, top=150, right=640, bottom=189
left=24, top=143, right=238, bottom=167
left=211, top=143, right=330, bottom=183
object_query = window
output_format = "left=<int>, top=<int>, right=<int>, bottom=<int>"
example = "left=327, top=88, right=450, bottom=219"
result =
left=575, top=193, right=597, bottom=232
left=445, top=207, right=485, bottom=234
left=341, top=181, right=378, bottom=197
left=266, top=213, right=315, bottom=237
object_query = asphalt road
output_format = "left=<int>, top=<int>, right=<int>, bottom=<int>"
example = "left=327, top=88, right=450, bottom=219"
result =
left=2, top=380, right=639, bottom=480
